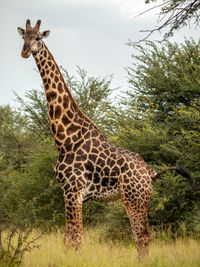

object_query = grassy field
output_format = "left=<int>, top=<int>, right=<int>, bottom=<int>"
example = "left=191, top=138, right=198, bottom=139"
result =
left=21, top=229, right=200, bottom=267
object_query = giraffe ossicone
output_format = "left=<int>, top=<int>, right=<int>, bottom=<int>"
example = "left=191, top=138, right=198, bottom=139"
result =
left=17, top=19, right=195, bottom=259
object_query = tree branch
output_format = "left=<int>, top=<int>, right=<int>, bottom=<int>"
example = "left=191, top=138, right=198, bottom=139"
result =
left=137, top=0, right=200, bottom=43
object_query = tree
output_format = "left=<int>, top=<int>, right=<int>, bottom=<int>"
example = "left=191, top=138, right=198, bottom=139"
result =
left=14, top=90, right=50, bottom=139
left=141, top=0, right=200, bottom=41
left=0, top=105, right=36, bottom=170
left=124, top=38, right=200, bottom=170
left=126, top=39, right=200, bottom=120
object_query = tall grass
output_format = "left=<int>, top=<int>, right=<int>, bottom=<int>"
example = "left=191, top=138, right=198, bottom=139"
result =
left=21, top=228, right=200, bottom=267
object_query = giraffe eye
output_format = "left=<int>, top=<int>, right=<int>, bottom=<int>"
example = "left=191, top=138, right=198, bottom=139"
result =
left=35, top=37, right=40, bottom=41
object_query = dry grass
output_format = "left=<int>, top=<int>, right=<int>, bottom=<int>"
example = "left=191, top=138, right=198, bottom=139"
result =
left=21, top=229, right=200, bottom=267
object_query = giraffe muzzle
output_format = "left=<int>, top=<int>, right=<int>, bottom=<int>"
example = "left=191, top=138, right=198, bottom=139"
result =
left=21, top=45, right=31, bottom=58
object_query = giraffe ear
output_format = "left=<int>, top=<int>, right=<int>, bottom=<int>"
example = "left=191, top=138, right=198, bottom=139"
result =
left=41, top=30, right=50, bottom=39
left=17, top=27, right=25, bottom=36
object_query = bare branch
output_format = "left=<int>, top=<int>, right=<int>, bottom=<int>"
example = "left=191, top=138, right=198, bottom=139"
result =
left=136, top=1, right=171, bottom=18
left=137, top=0, right=200, bottom=42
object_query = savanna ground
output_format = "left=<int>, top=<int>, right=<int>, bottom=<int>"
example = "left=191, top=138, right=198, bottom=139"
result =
left=20, top=228, right=200, bottom=267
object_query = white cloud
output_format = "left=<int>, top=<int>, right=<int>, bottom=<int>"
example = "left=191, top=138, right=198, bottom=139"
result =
left=40, top=0, right=156, bottom=20
left=48, top=0, right=113, bottom=6
left=113, top=0, right=158, bottom=20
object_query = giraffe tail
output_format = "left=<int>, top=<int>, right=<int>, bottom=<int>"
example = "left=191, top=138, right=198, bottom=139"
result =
left=152, top=166, right=196, bottom=190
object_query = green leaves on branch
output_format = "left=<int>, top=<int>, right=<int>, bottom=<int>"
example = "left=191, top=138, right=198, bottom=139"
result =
left=127, top=39, right=200, bottom=120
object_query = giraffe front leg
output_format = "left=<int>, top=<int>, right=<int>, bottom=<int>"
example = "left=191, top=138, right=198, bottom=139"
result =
left=63, top=191, right=84, bottom=250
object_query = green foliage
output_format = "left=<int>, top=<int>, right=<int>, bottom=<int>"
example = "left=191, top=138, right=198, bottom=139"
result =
left=0, top=105, right=34, bottom=169
left=17, top=137, right=65, bottom=227
left=109, top=108, right=169, bottom=164
left=14, top=90, right=50, bottom=139
left=126, top=39, right=200, bottom=120
left=102, top=201, right=132, bottom=244
left=0, top=177, right=44, bottom=267
left=83, top=200, right=110, bottom=227
left=149, top=171, right=196, bottom=229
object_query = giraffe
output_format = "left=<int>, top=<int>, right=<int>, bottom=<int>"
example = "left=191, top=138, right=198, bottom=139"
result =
left=17, top=19, right=195, bottom=259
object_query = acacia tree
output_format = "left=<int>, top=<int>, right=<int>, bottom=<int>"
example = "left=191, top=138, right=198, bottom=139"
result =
left=0, top=105, right=35, bottom=170
left=126, top=38, right=200, bottom=120
left=141, top=0, right=200, bottom=41
left=123, top=38, right=200, bottom=168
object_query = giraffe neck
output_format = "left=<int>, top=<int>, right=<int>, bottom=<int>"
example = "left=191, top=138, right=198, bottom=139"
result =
left=33, top=42, right=100, bottom=153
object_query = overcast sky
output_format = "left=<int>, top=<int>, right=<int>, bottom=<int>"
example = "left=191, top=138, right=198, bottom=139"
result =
left=1, top=0, right=199, bottom=106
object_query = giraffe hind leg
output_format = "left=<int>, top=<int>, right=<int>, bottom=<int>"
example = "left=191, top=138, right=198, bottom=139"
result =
left=120, top=174, right=152, bottom=260
left=127, top=208, right=152, bottom=259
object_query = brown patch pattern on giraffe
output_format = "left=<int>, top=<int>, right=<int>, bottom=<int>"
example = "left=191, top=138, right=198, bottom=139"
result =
left=35, top=44, right=155, bottom=257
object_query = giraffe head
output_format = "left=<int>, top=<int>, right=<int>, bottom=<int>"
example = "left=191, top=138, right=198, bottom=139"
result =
left=17, top=19, right=50, bottom=58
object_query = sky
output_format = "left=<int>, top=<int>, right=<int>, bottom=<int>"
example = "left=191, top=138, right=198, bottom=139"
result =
left=0, top=0, right=199, bottom=106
